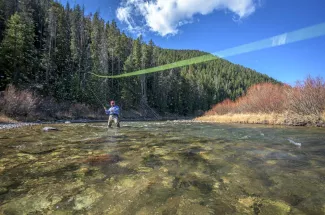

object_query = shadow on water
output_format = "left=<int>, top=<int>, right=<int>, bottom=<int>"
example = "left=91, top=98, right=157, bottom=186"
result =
left=0, top=122, right=325, bottom=214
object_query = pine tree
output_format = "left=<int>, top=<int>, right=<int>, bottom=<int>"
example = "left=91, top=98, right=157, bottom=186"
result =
left=0, top=12, right=36, bottom=86
left=90, top=12, right=102, bottom=74
left=0, top=0, right=6, bottom=41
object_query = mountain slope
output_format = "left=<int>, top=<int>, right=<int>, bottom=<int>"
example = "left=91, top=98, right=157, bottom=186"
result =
left=0, top=0, right=278, bottom=116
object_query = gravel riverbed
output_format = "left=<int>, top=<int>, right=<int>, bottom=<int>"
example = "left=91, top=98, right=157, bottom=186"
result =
left=0, top=123, right=39, bottom=130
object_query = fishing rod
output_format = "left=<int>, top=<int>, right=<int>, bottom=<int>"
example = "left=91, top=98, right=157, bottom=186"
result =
left=88, top=85, right=106, bottom=108
left=82, top=74, right=107, bottom=108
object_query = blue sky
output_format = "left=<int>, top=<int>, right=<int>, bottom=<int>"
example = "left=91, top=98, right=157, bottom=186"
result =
left=59, top=0, right=325, bottom=85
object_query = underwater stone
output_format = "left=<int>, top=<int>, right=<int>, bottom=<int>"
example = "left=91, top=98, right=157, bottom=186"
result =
left=213, top=181, right=220, bottom=190
left=161, top=176, right=174, bottom=188
left=238, top=196, right=258, bottom=208
left=159, top=167, right=168, bottom=173
left=118, top=178, right=137, bottom=188
left=0, top=192, right=61, bottom=214
left=266, top=160, right=277, bottom=165
left=0, top=166, right=4, bottom=174
left=199, top=152, right=215, bottom=161
left=74, top=167, right=89, bottom=178
left=0, top=187, right=8, bottom=195
left=177, top=203, right=212, bottom=215
left=83, top=154, right=121, bottom=166
left=137, top=166, right=153, bottom=173
left=221, top=177, right=230, bottom=184
left=161, top=155, right=175, bottom=161
left=135, top=206, right=156, bottom=215
left=73, top=188, right=103, bottom=210
left=296, top=194, right=325, bottom=215
left=117, top=160, right=131, bottom=168
left=161, top=196, right=211, bottom=215
left=91, top=170, right=106, bottom=181
left=153, top=147, right=170, bottom=156
left=258, top=199, right=291, bottom=215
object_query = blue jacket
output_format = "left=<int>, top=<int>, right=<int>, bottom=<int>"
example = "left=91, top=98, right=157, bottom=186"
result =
left=105, top=106, right=120, bottom=116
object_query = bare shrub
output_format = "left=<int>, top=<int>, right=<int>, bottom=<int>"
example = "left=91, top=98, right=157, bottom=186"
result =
left=205, top=83, right=288, bottom=115
left=0, top=85, right=39, bottom=118
left=69, top=103, right=92, bottom=118
left=0, top=85, right=103, bottom=121
left=206, top=99, right=236, bottom=115
left=236, top=83, right=288, bottom=113
left=287, top=76, right=325, bottom=116
left=202, top=76, right=325, bottom=126
left=35, top=97, right=64, bottom=119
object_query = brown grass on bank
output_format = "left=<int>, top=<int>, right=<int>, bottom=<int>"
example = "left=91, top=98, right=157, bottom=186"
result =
left=0, top=85, right=104, bottom=121
left=198, top=113, right=286, bottom=125
left=197, top=76, right=325, bottom=126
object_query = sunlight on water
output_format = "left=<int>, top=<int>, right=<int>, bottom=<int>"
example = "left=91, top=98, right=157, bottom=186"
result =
left=0, top=122, right=325, bottom=214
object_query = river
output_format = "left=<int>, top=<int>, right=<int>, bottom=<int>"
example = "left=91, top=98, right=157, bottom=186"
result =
left=0, top=122, right=324, bottom=214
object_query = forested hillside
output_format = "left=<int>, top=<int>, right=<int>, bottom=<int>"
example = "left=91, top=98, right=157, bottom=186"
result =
left=0, top=0, right=278, bottom=116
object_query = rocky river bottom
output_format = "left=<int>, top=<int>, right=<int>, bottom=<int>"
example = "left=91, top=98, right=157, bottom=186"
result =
left=0, top=121, right=324, bottom=214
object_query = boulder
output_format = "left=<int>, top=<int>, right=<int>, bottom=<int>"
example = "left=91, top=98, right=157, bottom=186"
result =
left=42, top=127, right=59, bottom=132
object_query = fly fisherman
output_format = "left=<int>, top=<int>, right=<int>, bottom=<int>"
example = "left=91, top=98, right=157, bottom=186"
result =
left=104, top=101, right=120, bottom=128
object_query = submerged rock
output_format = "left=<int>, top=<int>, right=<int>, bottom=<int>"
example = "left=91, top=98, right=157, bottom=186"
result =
left=74, top=167, right=89, bottom=178
left=236, top=197, right=291, bottom=215
left=259, top=199, right=291, bottom=215
left=0, top=187, right=8, bottom=195
left=137, top=166, right=153, bottom=173
left=142, top=154, right=162, bottom=168
left=73, top=188, right=103, bottom=210
left=42, top=127, right=59, bottom=132
left=0, top=165, right=5, bottom=174
left=83, top=154, right=121, bottom=166
left=161, top=176, right=174, bottom=188
left=0, top=191, right=62, bottom=214
left=160, top=196, right=212, bottom=215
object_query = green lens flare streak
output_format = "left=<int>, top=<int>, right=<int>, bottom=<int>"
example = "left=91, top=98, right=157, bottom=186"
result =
left=91, top=22, right=325, bottom=79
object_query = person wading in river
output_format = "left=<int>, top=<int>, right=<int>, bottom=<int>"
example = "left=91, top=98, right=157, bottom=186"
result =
left=104, top=101, right=120, bottom=128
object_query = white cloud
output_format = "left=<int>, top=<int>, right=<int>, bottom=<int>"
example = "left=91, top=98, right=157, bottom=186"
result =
left=116, top=0, right=260, bottom=36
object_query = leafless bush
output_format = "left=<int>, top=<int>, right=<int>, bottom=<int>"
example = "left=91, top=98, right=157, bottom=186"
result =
left=206, top=99, right=235, bottom=115
left=0, top=85, right=39, bottom=118
left=203, top=76, right=325, bottom=126
left=36, top=97, right=66, bottom=119
left=286, top=76, right=325, bottom=116
left=236, top=83, right=288, bottom=113
left=205, top=83, right=288, bottom=115
left=0, top=85, right=104, bottom=121
left=69, top=103, right=92, bottom=118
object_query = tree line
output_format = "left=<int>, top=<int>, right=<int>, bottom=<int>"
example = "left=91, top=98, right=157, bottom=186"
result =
left=0, top=0, right=278, bottom=116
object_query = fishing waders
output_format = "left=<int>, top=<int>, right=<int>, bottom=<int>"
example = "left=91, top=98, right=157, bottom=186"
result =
left=108, top=115, right=120, bottom=128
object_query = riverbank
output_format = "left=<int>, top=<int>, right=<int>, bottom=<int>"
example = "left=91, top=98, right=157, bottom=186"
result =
left=195, top=112, right=325, bottom=127
left=198, top=77, right=325, bottom=128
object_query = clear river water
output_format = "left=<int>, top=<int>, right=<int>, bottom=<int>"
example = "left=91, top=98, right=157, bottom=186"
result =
left=0, top=122, right=325, bottom=214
